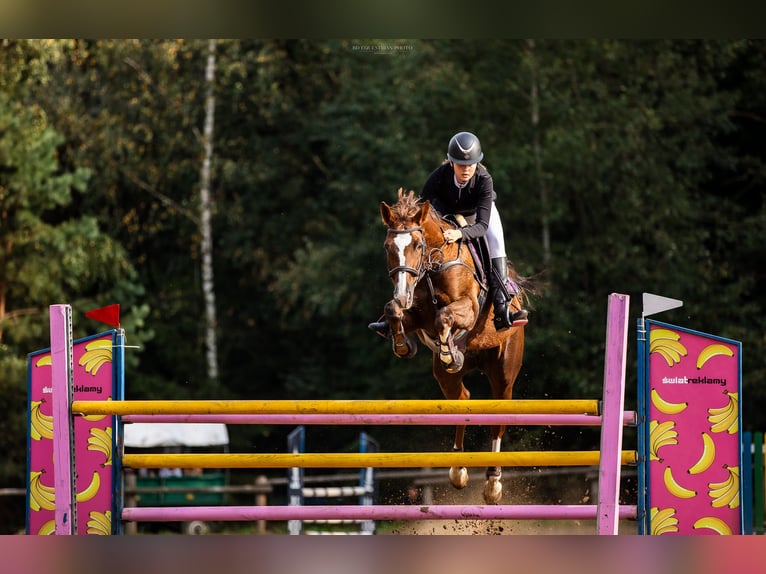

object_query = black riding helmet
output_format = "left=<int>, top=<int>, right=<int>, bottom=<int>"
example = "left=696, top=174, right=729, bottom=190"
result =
left=447, top=131, right=484, bottom=165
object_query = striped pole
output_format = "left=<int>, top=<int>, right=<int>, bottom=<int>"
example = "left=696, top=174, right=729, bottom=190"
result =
left=120, top=412, right=638, bottom=426
left=122, top=450, right=638, bottom=469
left=73, top=399, right=600, bottom=416
left=123, top=504, right=639, bottom=523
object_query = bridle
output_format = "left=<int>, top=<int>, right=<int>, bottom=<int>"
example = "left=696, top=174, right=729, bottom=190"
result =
left=385, top=226, right=428, bottom=284
left=385, top=222, right=479, bottom=306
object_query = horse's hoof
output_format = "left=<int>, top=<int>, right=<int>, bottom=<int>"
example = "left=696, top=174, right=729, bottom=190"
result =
left=393, top=338, right=417, bottom=359
left=368, top=320, right=391, bottom=338
left=443, top=351, right=464, bottom=374
left=449, top=466, right=469, bottom=489
left=483, top=477, right=503, bottom=505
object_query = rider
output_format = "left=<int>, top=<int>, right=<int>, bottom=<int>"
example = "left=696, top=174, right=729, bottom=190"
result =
left=369, top=131, right=528, bottom=336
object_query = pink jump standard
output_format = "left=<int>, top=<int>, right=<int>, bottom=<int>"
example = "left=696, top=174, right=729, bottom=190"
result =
left=597, top=293, right=630, bottom=534
left=50, top=304, right=75, bottom=535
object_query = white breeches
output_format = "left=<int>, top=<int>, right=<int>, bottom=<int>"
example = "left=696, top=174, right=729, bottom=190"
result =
left=487, top=202, right=507, bottom=259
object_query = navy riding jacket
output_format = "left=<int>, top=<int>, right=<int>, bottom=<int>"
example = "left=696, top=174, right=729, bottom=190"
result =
left=419, top=162, right=496, bottom=242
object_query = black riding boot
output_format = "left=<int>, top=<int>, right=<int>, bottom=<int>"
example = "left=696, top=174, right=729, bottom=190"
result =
left=491, top=257, right=528, bottom=330
left=368, top=317, right=390, bottom=338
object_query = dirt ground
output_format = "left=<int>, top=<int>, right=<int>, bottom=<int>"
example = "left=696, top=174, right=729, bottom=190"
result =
left=385, top=518, right=637, bottom=535
left=380, top=475, right=638, bottom=536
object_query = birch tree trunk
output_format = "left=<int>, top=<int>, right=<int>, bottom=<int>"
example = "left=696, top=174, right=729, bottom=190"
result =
left=526, top=39, right=551, bottom=266
left=200, top=39, right=219, bottom=382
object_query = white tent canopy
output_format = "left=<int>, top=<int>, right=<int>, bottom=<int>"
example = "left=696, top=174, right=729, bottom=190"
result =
left=123, top=422, right=229, bottom=448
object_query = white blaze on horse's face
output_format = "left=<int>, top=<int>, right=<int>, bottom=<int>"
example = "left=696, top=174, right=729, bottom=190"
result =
left=393, top=232, right=414, bottom=308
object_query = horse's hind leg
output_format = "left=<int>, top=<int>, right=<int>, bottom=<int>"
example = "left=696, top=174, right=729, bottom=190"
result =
left=481, top=338, right=523, bottom=504
left=448, top=423, right=469, bottom=489
left=434, top=360, right=470, bottom=490
left=483, top=425, right=504, bottom=504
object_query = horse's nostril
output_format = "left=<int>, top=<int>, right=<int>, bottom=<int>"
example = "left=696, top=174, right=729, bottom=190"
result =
left=394, top=294, right=408, bottom=309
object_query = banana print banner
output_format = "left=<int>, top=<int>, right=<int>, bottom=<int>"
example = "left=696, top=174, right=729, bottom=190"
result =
left=646, top=320, right=742, bottom=535
left=26, top=331, right=120, bottom=535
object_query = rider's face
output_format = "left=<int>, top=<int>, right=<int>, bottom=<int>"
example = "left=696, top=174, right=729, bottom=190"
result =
left=451, top=162, right=477, bottom=185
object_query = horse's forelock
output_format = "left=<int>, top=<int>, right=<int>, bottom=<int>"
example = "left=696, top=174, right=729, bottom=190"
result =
left=391, top=189, right=422, bottom=222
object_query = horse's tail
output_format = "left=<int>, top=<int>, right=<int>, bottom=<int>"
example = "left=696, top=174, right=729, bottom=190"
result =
left=508, top=262, right=543, bottom=311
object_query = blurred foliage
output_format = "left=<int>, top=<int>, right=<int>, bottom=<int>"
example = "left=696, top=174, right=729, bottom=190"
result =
left=1, top=40, right=765, bottom=502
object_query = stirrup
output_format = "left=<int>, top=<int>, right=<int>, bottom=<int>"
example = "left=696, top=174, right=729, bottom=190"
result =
left=493, top=307, right=528, bottom=330
left=509, top=309, right=529, bottom=326
left=368, top=320, right=390, bottom=339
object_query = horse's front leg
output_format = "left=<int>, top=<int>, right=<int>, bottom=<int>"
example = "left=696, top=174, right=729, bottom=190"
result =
left=383, top=299, right=418, bottom=359
left=435, top=298, right=476, bottom=373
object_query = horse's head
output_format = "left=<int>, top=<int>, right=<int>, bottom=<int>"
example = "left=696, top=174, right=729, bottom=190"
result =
left=380, top=189, right=431, bottom=310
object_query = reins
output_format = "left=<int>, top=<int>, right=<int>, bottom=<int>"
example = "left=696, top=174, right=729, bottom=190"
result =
left=384, top=209, right=486, bottom=307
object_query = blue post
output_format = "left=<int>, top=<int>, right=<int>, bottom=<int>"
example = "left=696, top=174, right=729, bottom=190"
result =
left=636, top=317, right=648, bottom=534
left=287, top=426, right=305, bottom=535
left=754, top=431, right=764, bottom=534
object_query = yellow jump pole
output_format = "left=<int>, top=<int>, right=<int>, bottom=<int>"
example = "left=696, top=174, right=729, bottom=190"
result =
left=123, top=450, right=637, bottom=469
left=73, top=399, right=600, bottom=416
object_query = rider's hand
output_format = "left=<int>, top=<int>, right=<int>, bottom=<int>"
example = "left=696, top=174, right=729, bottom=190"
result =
left=443, top=229, right=462, bottom=244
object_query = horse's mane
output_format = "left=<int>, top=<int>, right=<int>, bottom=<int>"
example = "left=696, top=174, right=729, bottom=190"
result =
left=390, top=188, right=424, bottom=222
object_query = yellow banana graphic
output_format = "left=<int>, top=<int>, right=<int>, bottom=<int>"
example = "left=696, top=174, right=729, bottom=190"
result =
left=29, top=470, right=56, bottom=511
left=688, top=432, right=716, bottom=475
left=36, top=355, right=52, bottom=367
left=76, top=471, right=102, bottom=503
left=663, top=466, right=697, bottom=499
left=649, top=330, right=687, bottom=367
left=82, top=413, right=107, bottom=422
left=651, top=345, right=686, bottom=367
left=708, top=391, right=738, bottom=434
left=708, top=465, right=739, bottom=509
left=37, top=519, right=56, bottom=535
left=650, top=328, right=681, bottom=342
left=693, top=516, right=732, bottom=535
left=650, top=338, right=688, bottom=357
left=708, top=471, right=734, bottom=493
left=652, top=347, right=677, bottom=367
left=696, top=343, right=734, bottom=369
left=651, top=389, right=688, bottom=415
left=87, top=427, right=113, bottom=466
left=86, top=338, right=112, bottom=351
left=82, top=397, right=112, bottom=422
left=650, top=506, right=679, bottom=535
left=30, top=400, right=54, bottom=441
left=649, top=420, right=678, bottom=461
left=78, top=339, right=113, bottom=376
left=86, top=510, right=112, bottom=535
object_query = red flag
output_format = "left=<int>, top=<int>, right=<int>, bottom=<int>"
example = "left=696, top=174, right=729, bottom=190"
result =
left=85, top=304, right=121, bottom=328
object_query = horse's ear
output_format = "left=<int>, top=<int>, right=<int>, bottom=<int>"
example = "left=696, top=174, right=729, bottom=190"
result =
left=380, top=201, right=393, bottom=226
left=416, top=200, right=430, bottom=225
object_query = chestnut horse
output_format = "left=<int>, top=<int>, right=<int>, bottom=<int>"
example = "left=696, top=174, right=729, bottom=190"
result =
left=378, top=188, right=529, bottom=504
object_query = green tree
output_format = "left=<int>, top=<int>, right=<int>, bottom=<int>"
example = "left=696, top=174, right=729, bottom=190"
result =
left=40, top=39, right=209, bottom=399
left=0, top=40, right=137, bottom=505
